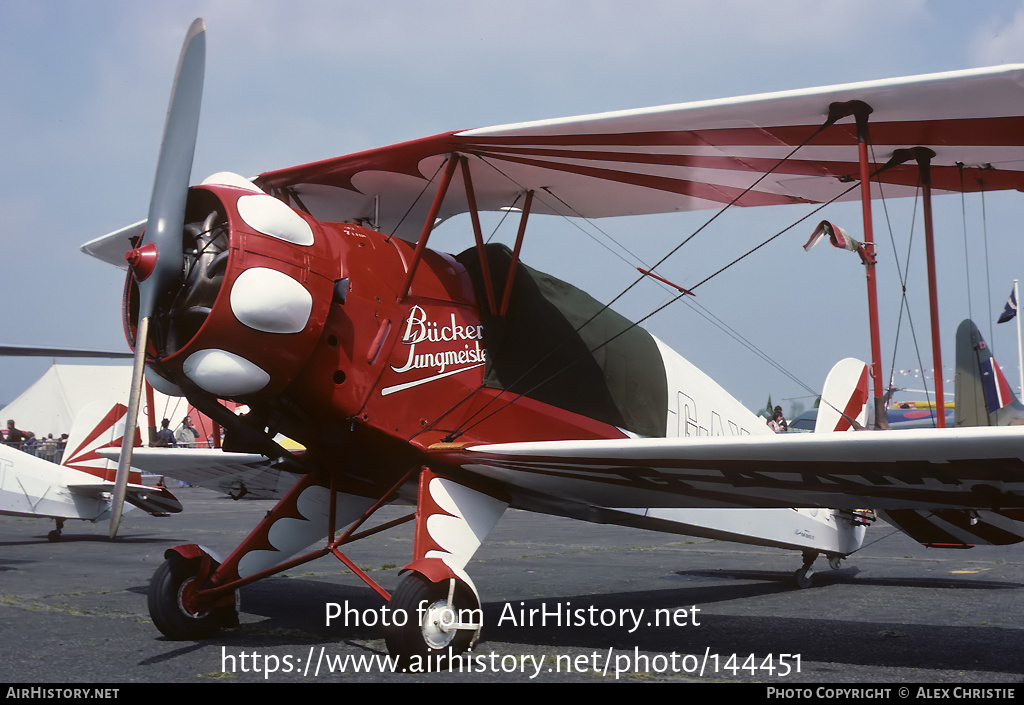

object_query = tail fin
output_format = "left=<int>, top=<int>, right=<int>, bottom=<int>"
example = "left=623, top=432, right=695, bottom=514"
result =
left=815, top=358, right=869, bottom=432
left=60, top=401, right=143, bottom=483
left=954, top=319, right=1024, bottom=427
left=882, top=322, right=1024, bottom=551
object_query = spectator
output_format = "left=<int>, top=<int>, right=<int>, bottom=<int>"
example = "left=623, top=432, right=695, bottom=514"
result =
left=5, top=420, right=25, bottom=446
left=174, top=416, right=199, bottom=447
left=39, top=434, right=60, bottom=462
left=155, top=418, right=176, bottom=447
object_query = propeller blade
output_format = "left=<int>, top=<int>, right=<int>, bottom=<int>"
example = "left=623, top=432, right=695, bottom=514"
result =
left=139, top=17, right=206, bottom=315
left=109, top=317, right=149, bottom=538
left=112, top=19, right=206, bottom=538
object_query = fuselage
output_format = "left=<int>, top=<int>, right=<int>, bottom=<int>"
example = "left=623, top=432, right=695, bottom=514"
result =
left=129, top=180, right=865, bottom=576
left=0, top=444, right=112, bottom=522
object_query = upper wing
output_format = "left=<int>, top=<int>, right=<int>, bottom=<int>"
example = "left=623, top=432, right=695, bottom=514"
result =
left=437, top=426, right=1024, bottom=512
left=256, top=64, right=1024, bottom=240
left=0, top=345, right=133, bottom=359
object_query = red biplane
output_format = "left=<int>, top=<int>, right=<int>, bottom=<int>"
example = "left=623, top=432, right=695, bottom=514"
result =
left=83, top=19, right=1024, bottom=662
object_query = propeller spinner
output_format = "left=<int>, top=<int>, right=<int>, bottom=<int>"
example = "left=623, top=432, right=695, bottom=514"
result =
left=113, top=18, right=206, bottom=538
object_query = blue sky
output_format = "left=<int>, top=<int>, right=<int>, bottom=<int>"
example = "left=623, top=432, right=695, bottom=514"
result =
left=2, top=0, right=1024, bottom=423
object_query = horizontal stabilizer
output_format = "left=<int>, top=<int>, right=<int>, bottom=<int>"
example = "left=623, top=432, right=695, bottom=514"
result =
left=67, top=482, right=183, bottom=515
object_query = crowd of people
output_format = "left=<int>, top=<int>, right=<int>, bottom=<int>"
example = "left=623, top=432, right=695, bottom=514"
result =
left=2, top=415, right=208, bottom=464
left=3, top=419, right=67, bottom=462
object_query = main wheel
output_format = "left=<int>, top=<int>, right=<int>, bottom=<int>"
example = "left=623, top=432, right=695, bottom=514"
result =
left=384, top=573, right=481, bottom=667
left=148, top=557, right=235, bottom=640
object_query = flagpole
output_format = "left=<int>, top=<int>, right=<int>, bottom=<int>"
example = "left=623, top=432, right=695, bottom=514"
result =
left=853, top=110, right=888, bottom=429
left=1016, top=279, right=1022, bottom=395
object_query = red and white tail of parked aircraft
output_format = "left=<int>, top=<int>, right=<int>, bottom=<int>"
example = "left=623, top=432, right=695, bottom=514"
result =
left=78, top=18, right=1024, bottom=664
left=0, top=401, right=181, bottom=541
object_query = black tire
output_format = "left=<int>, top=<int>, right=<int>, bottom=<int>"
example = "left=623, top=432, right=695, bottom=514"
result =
left=148, top=557, right=234, bottom=640
left=384, top=573, right=480, bottom=668
left=793, top=566, right=814, bottom=589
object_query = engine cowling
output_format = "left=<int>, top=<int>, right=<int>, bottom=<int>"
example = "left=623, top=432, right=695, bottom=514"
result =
left=124, top=175, right=339, bottom=403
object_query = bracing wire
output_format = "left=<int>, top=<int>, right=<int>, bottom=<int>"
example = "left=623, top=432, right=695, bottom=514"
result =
left=959, top=164, right=974, bottom=323
left=484, top=192, right=522, bottom=244
left=384, top=157, right=449, bottom=243
left=440, top=122, right=841, bottom=441
left=980, top=183, right=994, bottom=344
left=447, top=177, right=873, bottom=440
left=876, top=160, right=934, bottom=420
left=453, top=118, right=979, bottom=438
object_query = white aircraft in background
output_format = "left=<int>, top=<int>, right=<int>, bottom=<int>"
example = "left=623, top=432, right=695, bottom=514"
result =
left=0, top=401, right=181, bottom=541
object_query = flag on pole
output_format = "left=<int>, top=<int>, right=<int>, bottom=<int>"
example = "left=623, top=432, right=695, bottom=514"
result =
left=998, top=288, right=1018, bottom=323
left=804, top=221, right=859, bottom=252
left=803, top=221, right=868, bottom=264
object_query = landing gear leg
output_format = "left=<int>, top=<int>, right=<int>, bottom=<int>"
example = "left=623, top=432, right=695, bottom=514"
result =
left=47, top=518, right=65, bottom=542
left=793, top=550, right=818, bottom=589
left=381, top=468, right=505, bottom=666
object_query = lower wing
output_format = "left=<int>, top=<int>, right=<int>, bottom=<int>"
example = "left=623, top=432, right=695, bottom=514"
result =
left=97, top=448, right=293, bottom=500
left=437, top=426, right=1024, bottom=512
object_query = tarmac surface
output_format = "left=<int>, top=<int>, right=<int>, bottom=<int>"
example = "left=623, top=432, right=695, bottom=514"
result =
left=2, top=486, right=1024, bottom=685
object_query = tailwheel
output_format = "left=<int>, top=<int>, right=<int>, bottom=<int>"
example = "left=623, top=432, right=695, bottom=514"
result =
left=793, top=549, right=818, bottom=589
left=47, top=519, right=64, bottom=542
left=148, top=556, right=237, bottom=640
left=384, top=573, right=481, bottom=668
left=793, top=566, right=814, bottom=589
